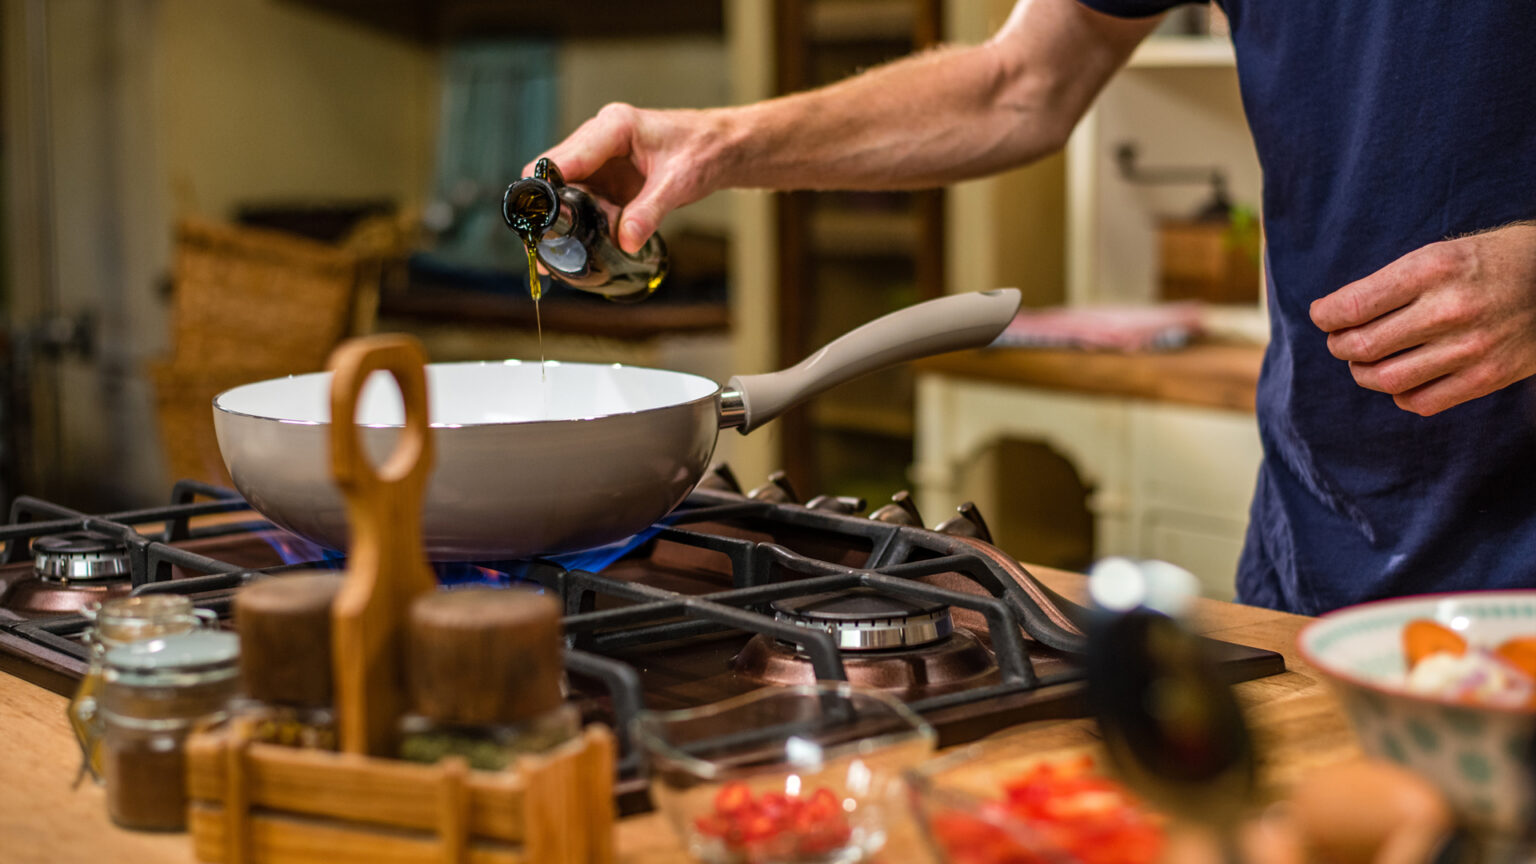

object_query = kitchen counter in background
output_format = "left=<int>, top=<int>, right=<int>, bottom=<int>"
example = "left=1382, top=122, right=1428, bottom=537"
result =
left=0, top=565, right=1356, bottom=864
left=913, top=341, right=1266, bottom=600
left=913, top=341, right=1264, bottom=414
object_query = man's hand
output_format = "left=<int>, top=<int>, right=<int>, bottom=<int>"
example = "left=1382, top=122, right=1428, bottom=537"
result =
left=524, top=105, right=728, bottom=254
left=1310, top=223, right=1536, bottom=416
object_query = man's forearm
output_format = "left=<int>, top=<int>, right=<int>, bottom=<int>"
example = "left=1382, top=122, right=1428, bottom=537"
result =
left=707, top=0, right=1159, bottom=192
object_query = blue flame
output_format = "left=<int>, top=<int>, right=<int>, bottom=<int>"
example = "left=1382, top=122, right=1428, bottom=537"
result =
left=260, top=515, right=672, bottom=593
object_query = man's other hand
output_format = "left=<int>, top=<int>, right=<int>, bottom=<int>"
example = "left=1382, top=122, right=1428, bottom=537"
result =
left=1310, top=223, right=1536, bottom=416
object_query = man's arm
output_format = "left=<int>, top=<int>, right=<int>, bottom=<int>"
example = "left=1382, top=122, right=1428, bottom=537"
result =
left=536, top=0, right=1160, bottom=252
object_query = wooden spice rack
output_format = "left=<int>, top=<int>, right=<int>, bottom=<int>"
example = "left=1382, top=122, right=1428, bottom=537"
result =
left=185, top=720, right=615, bottom=864
left=183, top=334, right=616, bottom=864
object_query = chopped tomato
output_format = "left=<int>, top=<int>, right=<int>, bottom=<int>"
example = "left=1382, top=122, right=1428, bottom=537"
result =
left=928, top=757, right=1163, bottom=864
left=713, top=781, right=754, bottom=816
left=693, top=781, right=855, bottom=862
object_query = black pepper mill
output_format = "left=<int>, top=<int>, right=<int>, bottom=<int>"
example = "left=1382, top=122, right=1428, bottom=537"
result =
left=503, top=157, right=668, bottom=302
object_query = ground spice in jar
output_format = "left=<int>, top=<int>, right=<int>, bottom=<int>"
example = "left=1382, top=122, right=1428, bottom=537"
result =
left=70, top=595, right=212, bottom=781
left=99, top=631, right=240, bottom=831
left=102, top=735, right=188, bottom=831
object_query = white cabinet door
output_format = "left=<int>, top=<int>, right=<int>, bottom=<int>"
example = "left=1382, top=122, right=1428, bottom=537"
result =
left=1131, top=403, right=1262, bottom=598
left=1142, top=508, right=1250, bottom=600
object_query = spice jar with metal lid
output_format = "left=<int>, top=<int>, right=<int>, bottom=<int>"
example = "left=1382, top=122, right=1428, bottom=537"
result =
left=99, top=630, right=240, bottom=831
left=69, top=595, right=216, bottom=782
left=233, top=572, right=344, bottom=750
left=399, top=587, right=578, bottom=770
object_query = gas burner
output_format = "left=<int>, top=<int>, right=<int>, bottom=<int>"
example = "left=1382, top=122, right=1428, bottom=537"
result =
left=771, top=588, right=952, bottom=651
left=32, top=531, right=131, bottom=583
left=733, top=623, right=997, bottom=694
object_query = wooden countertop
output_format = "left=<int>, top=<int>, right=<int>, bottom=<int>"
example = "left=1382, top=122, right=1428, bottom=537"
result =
left=915, top=341, right=1265, bottom=413
left=0, top=566, right=1355, bottom=864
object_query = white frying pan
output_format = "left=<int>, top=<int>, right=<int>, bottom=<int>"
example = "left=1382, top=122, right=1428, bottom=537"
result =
left=212, top=289, right=1020, bottom=560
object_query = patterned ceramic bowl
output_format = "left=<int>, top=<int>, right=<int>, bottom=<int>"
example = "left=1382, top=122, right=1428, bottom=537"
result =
left=1298, top=591, right=1536, bottom=845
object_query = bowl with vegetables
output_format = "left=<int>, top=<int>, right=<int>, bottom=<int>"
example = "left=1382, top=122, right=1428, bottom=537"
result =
left=907, top=747, right=1166, bottom=864
left=635, top=683, right=935, bottom=864
left=1298, top=590, right=1536, bottom=843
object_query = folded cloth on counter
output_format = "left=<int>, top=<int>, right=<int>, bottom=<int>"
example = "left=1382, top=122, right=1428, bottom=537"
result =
left=989, top=303, right=1204, bottom=352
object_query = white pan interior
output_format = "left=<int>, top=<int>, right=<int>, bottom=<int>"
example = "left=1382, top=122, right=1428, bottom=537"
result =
left=214, top=361, right=721, bottom=426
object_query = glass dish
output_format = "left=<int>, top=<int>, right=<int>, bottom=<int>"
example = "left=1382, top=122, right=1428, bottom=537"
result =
left=634, top=682, right=936, bottom=864
left=906, top=744, right=1165, bottom=864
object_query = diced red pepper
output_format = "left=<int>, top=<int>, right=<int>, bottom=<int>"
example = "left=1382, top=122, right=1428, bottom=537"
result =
left=928, top=758, right=1163, bottom=864
left=694, top=781, right=856, bottom=862
left=713, top=781, right=754, bottom=816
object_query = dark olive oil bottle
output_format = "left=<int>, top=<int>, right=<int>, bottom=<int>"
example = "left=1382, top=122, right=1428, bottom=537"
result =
left=502, top=157, right=668, bottom=304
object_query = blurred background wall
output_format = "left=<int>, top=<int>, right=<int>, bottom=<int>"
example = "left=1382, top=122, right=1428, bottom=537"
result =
left=1, top=0, right=732, bottom=510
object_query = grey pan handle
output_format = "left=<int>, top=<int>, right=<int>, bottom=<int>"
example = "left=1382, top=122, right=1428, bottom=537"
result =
left=720, top=288, right=1021, bottom=434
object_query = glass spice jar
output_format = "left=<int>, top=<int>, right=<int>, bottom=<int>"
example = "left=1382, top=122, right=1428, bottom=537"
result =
left=232, top=572, right=344, bottom=751
left=398, top=587, right=578, bottom=771
left=98, top=630, right=240, bottom=831
left=69, top=595, right=216, bottom=782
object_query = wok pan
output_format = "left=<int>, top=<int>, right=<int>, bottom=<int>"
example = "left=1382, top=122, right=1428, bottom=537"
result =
left=213, top=288, right=1020, bottom=560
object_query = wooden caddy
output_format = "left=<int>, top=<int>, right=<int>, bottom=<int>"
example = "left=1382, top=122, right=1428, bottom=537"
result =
left=185, top=334, right=616, bottom=864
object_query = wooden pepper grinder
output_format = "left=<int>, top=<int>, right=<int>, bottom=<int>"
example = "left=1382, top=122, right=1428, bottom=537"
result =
left=234, top=572, right=345, bottom=749
left=326, top=334, right=438, bottom=757
left=401, top=588, right=575, bottom=769
left=407, top=588, right=565, bottom=726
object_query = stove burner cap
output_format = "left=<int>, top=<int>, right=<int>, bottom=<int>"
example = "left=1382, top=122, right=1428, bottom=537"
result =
left=33, top=530, right=131, bottom=583
left=772, top=588, right=953, bottom=651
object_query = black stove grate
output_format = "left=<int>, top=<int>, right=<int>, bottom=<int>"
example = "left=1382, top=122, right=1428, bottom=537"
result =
left=0, top=480, right=266, bottom=586
left=0, top=476, right=1284, bottom=793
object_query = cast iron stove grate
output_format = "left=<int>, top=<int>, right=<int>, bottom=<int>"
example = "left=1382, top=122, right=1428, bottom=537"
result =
left=0, top=473, right=1285, bottom=812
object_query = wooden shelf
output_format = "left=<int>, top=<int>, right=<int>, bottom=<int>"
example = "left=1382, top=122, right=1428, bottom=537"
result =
left=807, top=0, right=923, bottom=43
left=378, top=287, right=729, bottom=340
left=281, top=0, right=723, bottom=42
left=775, top=0, right=942, bottom=496
left=814, top=402, right=914, bottom=438
left=1126, top=36, right=1236, bottom=69
left=808, top=207, right=922, bottom=257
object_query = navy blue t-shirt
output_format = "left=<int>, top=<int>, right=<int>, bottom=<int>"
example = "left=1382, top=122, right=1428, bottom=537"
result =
left=1076, top=0, right=1536, bottom=613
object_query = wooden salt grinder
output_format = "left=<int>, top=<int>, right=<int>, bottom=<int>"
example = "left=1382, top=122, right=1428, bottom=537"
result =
left=327, top=334, right=437, bottom=757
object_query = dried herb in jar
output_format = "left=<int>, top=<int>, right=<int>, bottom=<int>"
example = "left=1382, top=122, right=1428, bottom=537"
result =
left=399, top=587, right=576, bottom=769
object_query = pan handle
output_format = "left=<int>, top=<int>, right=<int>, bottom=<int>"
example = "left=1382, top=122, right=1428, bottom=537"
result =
left=720, top=288, right=1021, bottom=434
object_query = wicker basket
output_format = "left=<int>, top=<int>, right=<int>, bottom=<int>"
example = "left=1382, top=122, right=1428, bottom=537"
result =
left=152, top=219, right=370, bottom=488
left=168, top=219, right=362, bottom=371
left=149, top=361, right=297, bottom=489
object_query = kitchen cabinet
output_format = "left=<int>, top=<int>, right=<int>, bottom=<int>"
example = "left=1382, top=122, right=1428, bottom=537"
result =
left=771, top=0, right=945, bottom=504
left=1066, top=32, right=1262, bottom=312
left=914, top=344, right=1264, bottom=600
left=916, top=16, right=1267, bottom=595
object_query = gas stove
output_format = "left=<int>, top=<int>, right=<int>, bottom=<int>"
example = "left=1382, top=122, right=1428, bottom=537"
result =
left=0, top=468, right=1284, bottom=810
